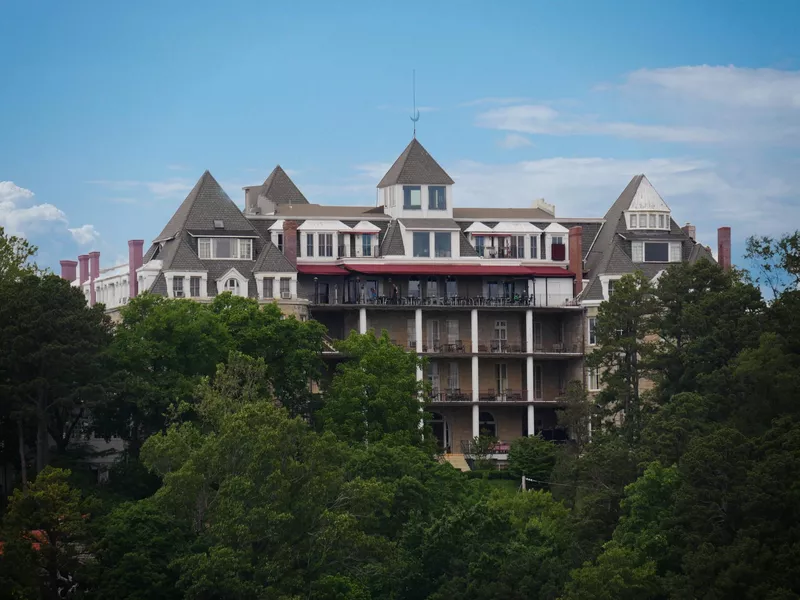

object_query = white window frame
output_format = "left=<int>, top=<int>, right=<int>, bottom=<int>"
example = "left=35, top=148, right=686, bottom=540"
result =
left=643, top=241, right=670, bottom=263
left=172, top=276, right=185, bottom=298
left=630, top=214, right=637, bottom=228
left=588, top=317, right=597, bottom=345
left=197, top=237, right=254, bottom=260
left=215, top=268, right=249, bottom=297
left=588, top=368, right=600, bottom=391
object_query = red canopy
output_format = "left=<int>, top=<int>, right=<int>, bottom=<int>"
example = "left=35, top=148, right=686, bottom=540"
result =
left=296, top=264, right=350, bottom=276
left=343, top=263, right=573, bottom=277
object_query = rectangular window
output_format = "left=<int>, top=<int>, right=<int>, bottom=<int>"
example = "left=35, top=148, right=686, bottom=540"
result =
left=320, top=233, right=333, bottom=257
left=487, top=281, right=499, bottom=298
left=496, top=363, right=508, bottom=393
left=649, top=214, right=657, bottom=228
left=275, top=233, right=284, bottom=253
left=551, top=235, right=564, bottom=245
left=474, top=236, right=485, bottom=257
left=362, top=235, right=372, bottom=257
left=413, top=232, right=430, bottom=257
left=530, top=235, right=538, bottom=258
left=426, top=278, right=438, bottom=299
left=510, top=235, right=525, bottom=258
left=263, top=277, right=273, bottom=299
left=670, top=242, right=682, bottom=263
left=644, top=242, right=669, bottom=262
left=446, top=319, right=459, bottom=344
left=408, top=278, right=420, bottom=298
left=588, top=317, right=597, bottom=345
left=280, top=278, right=291, bottom=298
left=214, top=238, right=233, bottom=258
left=306, top=234, right=314, bottom=257
left=428, top=186, right=446, bottom=210
left=190, top=276, right=201, bottom=298
left=403, top=186, right=422, bottom=209
left=630, top=214, right=637, bottom=228
left=427, top=319, right=440, bottom=349
left=198, top=238, right=212, bottom=259
left=658, top=214, right=665, bottom=229
left=534, top=364, right=543, bottom=399
left=608, top=280, right=616, bottom=297
left=239, top=238, right=253, bottom=260
left=407, top=319, right=417, bottom=348
left=434, top=232, right=451, bottom=257
left=632, top=241, right=644, bottom=263
left=447, top=362, right=460, bottom=390
left=588, top=368, right=600, bottom=391
left=446, top=278, right=458, bottom=298
left=172, top=276, right=184, bottom=298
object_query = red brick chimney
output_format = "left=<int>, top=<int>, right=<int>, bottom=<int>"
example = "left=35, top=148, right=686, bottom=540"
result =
left=128, top=239, right=144, bottom=299
left=717, top=227, right=731, bottom=271
left=568, top=226, right=583, bottom=297
left=283, top=220, right=299, bottom=267
left=78, top=254, right=90, bottom=285
left=682, top=222, right=696, bottom=241
left=60, top=260, right=77, bottom=282
left=88, top=251, right=100, bottom=305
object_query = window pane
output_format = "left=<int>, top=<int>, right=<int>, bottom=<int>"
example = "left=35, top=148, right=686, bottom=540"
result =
left=649, top=214, right=656, bottom=228
left=306, top=234, right=314, bottom=257
left=362, top=235, right=372, bottom=257
left=608, top=280, right=615, bottom=297
left=446, top=278, right=458, bottom=297
left=404, top=186, right=421, bottom=209
left=276, top=233, right=283, bottom=252
left=475, top=236, right=485, bottom=256
left=173, top=276, right=184, bottom=296
left=644, top=242, right=669, bottom=262
left=198, top=238, right=211, bottom=259
left=630, top=214, right=637, bottom=228
left=263, top=278, right=273, bottom=298
left=190, top=277, right=201, bottom=297
left=408, top=278, right=420, bottom=297
left=280, top=278, right=290, bottom=296
left=428, top=186, right=446, bottom=210
left=658, top=214, right=665, bottom=229
left=413, top=232, right=430, bottom=257
left=589, top=317, right=597, bottom=345
left=530, top=235, right=538, bottom=258
left=434, top=232, right=451, bottom=257
left=215, top=238, right=233, bottom=258
left=240, top=239, right=252, bottom=259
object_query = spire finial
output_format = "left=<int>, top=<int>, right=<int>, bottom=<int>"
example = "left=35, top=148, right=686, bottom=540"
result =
left=410, top=69, right=420, bottom=138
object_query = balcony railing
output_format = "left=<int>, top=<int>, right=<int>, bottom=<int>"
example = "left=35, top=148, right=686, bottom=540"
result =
left=388, top=338, right=580, bottom=355
left=460, top=440, right=511, bottom=454
left=428, top=389, right=472, bottom=403
left=426, top=388, right=566, bottom=404
left=308, top=294, right=579, bottom=307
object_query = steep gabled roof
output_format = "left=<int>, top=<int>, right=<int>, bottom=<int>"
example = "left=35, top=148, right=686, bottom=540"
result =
left=157, top=171, right=255, bottom=240
left=259, top=166, right=308, bottom=206
left=252, top=242, right=296, bottom=273
left=381, top=220, right=406, bottom=256
left=377, top=139, right=454, bottom=188
left=161, top=237, right=206, bottom=272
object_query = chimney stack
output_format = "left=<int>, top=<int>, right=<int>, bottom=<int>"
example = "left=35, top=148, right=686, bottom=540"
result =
left=59, top=260, right=77, bottom=282
left=128, top=240, right=144, bottom=299
left=682, top=222, right=696, bottom=241
left=78, top=254, right=90, bottom=285
left=568, top=226, right=583, bottom=297
left=717, top=227, right=731, bottom=271
left=88, top=251, right=100, bottom=306
left=282, top=220, right=299, bottom=267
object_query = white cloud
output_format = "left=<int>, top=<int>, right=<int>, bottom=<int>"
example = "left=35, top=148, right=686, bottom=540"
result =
left=68, top=224, right=100, bottom=245
left=497, top=133, right=533, bottom=149
left=476, top=104, right=726, bottom=143
left=460, top=97, right=530, bottom=107
left=87, top=178, right=193, bottom=198
left=0, top=181, right=68, bottom=237
left=623, top=65, right=800, bottom=109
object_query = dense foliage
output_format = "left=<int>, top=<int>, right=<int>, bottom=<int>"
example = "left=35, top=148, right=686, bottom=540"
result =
left=2, top=227, right=800, bottom=599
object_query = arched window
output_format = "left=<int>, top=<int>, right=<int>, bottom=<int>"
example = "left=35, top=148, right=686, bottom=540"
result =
left=479, top=411, right=496, bottom=438
left=224, top=278, right=240, bottom=295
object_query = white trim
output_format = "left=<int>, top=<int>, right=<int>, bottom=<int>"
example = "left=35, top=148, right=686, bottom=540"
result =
left=350, top=220, right=381, bottom=233
left=465, top=221, right=493, bottom=234
left=254, top=271, right=297, bottom=300
left=268, top=219, right=285, bottom=231
left=164, top=271, right=208, bottom=299
left=494, top=221, right=542, bottom=233
left=297, top=219, right=350, bottom=232
left=599, top=274, right=624, bottom=300
left=544, top=222, right=569, bottom=233
left=215, top=268, right=249, bottom=297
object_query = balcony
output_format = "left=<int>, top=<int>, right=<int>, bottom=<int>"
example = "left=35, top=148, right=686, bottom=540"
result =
left=426, top=389, right=566, bottom=404
left=308, top=293, right=579, bottom=308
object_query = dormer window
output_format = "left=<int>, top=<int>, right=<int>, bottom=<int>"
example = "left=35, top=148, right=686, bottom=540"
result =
left=198, top=238, right=253, bottom=259
left=403, top=186, right=422, bottom=210
left=224, top=278, right=240, bottom=294
left=429, top=186, right=446, bottom=210
left=630, top=214, right=638, bottom=228
left=213, top=220, right=224, bottom=229
left=628, top=212, right=669, bottom=231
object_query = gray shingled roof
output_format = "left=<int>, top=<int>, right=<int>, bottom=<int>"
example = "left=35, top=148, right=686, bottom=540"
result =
left=161, top=236, right=206, bottom=272
left=453, top=207, right=556, bottom=220
left=582, top=276, right=604, bottom=301
left=148, top=272, right=167, bottom=295
left=377, top=139, right=454, bottom=188
left=156, top=171, right=256, bottom=241
left=604, top=244, right=637, bottom=275
left=399, top=218, right=460, bottom=229
left=459, top=231, right=479, bottom=257
left=688, top=242, right=715, bottom=264
left=259, top=166, right=308, bottom=206
left=252, top=242, right=296, bottom=273
left=381, top=221, right=406, bottom=256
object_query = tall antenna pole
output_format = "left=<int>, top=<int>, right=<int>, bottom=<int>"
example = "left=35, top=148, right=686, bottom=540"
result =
left=410, top=69, right=420, bottom=138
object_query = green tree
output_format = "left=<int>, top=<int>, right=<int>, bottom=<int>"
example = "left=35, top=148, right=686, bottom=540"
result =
left=556, top=381, right=593, bottom=455
left=2, top=466, right=89, bottom=600
left=507, top=434, right=557, bottom=483
left=0, top=226, right=39, bottom=282
left=745, top=231, right=800, bottom=297
left=319, top=331, right=427, bottom=448
left=0, top=274, right=111, bottom=480
left=587, top=272, right=657, bottom=443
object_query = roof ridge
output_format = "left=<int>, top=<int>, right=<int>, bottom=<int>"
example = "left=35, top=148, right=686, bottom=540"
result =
left=377, top=138, right=454, bottom=188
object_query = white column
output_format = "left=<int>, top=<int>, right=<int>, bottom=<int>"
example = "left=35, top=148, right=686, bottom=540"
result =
left=415, top=309, right=423, bottom=353
left=471, top=355, right=479, bottom=402
left=472, top=403, right=480, bottom=439
left=470, top=309, right=478, bottom=352
left=344, top=233, right=350, bottom=257
left=526, top=356, right=534, bottom=403
left=525, top=309, right=533, bottom=352
left=359, top=307, right=367, bottom=334
left=527, top=404, right=535, bottom=437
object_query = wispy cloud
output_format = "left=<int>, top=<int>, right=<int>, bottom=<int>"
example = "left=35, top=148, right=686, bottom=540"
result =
left=87, top=178, right=193, bottom=198
left=68, top=224, right=100, bottom=245
left=497, top=133, right=533, bottom=149
left=460, top=97, right=530, bottom=107
left=477, top=104, right=727, bottom=143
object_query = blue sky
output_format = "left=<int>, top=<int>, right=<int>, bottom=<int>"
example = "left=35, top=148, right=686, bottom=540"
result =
left=2, top=0, right=799, bottom=270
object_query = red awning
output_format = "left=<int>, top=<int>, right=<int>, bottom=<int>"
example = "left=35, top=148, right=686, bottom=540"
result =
left=296, top=264, right=350, bottom=276
left=343, top=264, right=573, bottom=277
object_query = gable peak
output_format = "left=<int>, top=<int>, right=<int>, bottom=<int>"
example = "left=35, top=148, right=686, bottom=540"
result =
left=377, top=138, right=454, bottom=188
left=628, top=175, right=670, bottom=212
